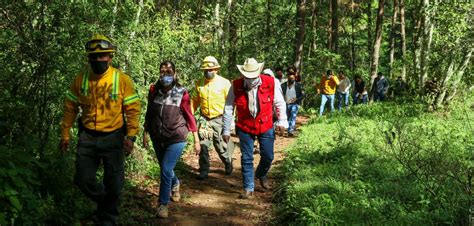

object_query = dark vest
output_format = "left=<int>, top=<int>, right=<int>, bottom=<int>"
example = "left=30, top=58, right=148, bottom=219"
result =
left=145, top=85, right=188, bottom=146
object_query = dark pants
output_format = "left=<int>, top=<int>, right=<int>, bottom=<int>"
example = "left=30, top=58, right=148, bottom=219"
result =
left=374, top=92, right=385, bottom=102
left=74, top=129, right=125, bottom=224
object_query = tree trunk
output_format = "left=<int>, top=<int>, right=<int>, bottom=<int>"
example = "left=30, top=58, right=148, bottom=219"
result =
left=331, top=0, right=339, bottom=52
left=399, top=0, right=406, bottom=80
left=369, top=0, right=385, bottom=100
left=435, top=47, right=473, bottom=107
left=389, top=0, right=399, bottom=79
left=265, top=0, right=272, bottom=60
left=420, top=0, right=437, bottom=92
left=308, top=0, right=317, bottom=58
left=412, top=2, right=422, bottom=87
left=367, top=0, right=373, bottom=61
left=125, top=0, right=144, bottom=71
left=214, top=2, right=224, bottom=57
left=294, top=0, right=307, bottom=73
left=350, top=0, right=356, bottom=74
left=227, top=0, right=237, bottom=77
left=328, top=0, right=333, bottom=50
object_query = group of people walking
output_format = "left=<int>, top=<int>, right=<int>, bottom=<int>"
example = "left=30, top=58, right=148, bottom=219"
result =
left=59, top=34, right=305, bottom=224
left=316, top=70, right=391, bottom=116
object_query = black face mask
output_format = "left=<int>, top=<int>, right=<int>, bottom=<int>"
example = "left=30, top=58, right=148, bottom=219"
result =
left=90, top=61, right=109, bottom=75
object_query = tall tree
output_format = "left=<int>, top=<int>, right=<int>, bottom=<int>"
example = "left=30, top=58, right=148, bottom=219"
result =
left=389, top=0, right=398, bottom=79
left=399, top=0, right=406, bottom=80
left=330, top=0, right=339, bottom=52
left=308, top=0, right=318, bottom=58
left=367, top=0, right=373, bottom=61
left=294, top=0, right=307, bottom=73
left=419, top=0, right=437, bottom=91
left=369, top=0, right=385, bottom=98
left=350, top=0, right=356, bottom=73
left=227, top=0, right=237, bottom=76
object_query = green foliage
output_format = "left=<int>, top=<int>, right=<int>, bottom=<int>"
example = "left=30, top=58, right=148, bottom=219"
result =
left=276, top=99, right=473, bottom=225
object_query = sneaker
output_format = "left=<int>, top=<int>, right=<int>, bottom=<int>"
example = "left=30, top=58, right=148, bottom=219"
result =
left=288, top=131, right=295, bottom=137
left=259, top=177, right=270, bottom=190
left=171, top=183, right=180, bottom=202
left=156, top=204, right=168, bottom=218
left=239, top=190, right=254, bottom=199
left=224, top=161, right=233, bottom=175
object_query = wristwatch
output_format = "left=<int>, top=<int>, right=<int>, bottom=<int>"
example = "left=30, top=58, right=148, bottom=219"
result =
left=127, top=136, right=137, bottom=142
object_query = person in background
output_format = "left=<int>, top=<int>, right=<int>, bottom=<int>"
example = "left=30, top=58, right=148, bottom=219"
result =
left=222, top=58, right=288, bottom=199
left=372, top=72, right=389, bottom=102
left=316, top=70, right=340, bottom=116
left=353, top=75, right=368, bottom=105
left=59, top=34, right=141, bottom=225
left=336, top=70, right=351, bottom=110
left=286, top=65, right=300, bottom=83
left=192, top=56, right=235, bottom=180
left=281, top=74, right=305, bottom=136
left=275, top=66, right=285, bottom=83
left=393, top=76, right=407, bottom=97
left=143, top=61, right=200, bottom=218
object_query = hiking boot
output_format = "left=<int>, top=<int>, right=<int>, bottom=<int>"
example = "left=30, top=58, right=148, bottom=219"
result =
left=259, top=177, right=270, bottom=190
left=171, top=183, right=180, bottom=202
left=156, top=204, right=168, bottom=218
left=288, top=131, right=295, bottom=137
left=224, top=161, right=233, bottom=175
left=239, top=190, right=254, bottom=199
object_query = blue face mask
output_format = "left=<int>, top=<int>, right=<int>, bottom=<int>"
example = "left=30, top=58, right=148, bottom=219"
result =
left=160, top=75, right=174, bottom=87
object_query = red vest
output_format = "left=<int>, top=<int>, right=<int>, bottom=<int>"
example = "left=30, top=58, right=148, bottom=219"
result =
left=233, top=75, right=275, bottom=135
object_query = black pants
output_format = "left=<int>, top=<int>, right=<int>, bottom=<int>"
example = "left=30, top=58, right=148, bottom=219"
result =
left=74, top=129, right=124, bottom=224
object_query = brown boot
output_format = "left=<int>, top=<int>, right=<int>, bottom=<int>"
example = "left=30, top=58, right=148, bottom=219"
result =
left=259, top=177, right=270, bottom=190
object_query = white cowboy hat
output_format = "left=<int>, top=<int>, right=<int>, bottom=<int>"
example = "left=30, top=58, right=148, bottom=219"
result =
left=262, top=68, right=275, bottom=77
left=237, top=58, right=264, bottom=79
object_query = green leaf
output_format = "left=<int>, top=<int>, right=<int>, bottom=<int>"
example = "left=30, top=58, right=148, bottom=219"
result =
left=8, top=196, right=22, bottom=210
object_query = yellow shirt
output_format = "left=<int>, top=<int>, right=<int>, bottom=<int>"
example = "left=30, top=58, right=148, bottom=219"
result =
left=60, top=66, right=141, bottom=140
left=192, top=74, right=231, bottom=119
left=318, top=76, right=340, bottom=95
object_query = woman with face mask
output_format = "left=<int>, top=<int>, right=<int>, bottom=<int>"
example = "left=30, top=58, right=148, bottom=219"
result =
left=142, top=61, right=200, bottom=218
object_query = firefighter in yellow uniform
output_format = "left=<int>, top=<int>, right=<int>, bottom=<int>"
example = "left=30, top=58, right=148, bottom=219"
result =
left=192, top=56, right=235, bottom=180
left=59, top=34, right=141, bottom=225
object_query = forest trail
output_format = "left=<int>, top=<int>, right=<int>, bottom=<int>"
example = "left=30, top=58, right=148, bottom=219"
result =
left=120, top=116, right=310, bottom=225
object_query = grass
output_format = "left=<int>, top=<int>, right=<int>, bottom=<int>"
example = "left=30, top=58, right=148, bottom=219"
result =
left=275, top=96, right=474, bottom=225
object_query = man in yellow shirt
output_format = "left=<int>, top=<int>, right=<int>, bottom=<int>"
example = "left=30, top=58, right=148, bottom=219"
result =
left=59, top=34, right=141, bottom=225
left=317, top=70, right=340, bottom=116
left=192, top=56, right=234, bottom=180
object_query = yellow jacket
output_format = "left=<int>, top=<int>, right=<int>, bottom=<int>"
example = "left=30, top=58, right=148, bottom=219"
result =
left=192, top=74, right=231, bottom=119
left=61, top=66, right=141, bottom=140
left=318, top=76, right=340, bottom=95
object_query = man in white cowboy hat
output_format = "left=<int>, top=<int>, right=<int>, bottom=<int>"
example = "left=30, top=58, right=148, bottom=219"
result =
left=222, top=58, right=288, bottom=199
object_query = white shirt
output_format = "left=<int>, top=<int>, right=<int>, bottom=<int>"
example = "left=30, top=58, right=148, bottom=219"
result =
left=337, top=77, right=351, bottom=93
left=285, top=84, right=297, bottom=103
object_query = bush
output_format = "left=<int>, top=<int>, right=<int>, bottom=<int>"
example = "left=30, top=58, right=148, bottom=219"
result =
left=275, top=100, right=473, bottom=225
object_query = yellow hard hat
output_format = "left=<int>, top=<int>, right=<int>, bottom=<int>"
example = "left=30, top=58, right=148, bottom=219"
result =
left=200, top=56, right=220, bottom=70
left=85, top=34, right=117, bottom=54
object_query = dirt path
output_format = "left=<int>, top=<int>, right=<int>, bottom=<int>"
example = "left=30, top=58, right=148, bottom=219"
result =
left=120, top=116, right=309, bottom=225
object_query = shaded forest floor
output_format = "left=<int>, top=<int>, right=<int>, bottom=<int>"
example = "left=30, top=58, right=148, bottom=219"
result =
left=118, top=116, right=310, bottom=225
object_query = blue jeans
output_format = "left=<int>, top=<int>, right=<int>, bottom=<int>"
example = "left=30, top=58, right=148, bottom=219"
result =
left=374, top=92, right=385, bottom=102
left=152, top=141, right=186, bottom=205
left=237, top=128, right=275, bottom=192
left=319, top=94, right=335, bottom=116
left=286, top=103, right=299, bottom=133
left=353, top=93, right=368, bottom=105
left=336, top=91, right=349, bottom=110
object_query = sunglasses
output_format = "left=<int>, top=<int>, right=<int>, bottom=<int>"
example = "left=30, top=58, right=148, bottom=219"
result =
left=85, top=40, right=116, bottom=51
